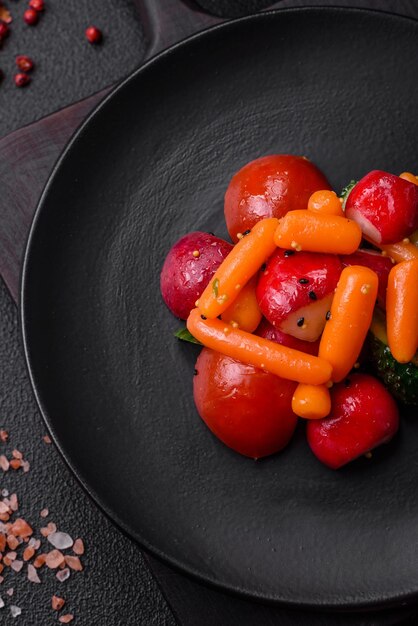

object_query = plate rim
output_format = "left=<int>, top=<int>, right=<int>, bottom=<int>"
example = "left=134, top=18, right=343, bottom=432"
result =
left=19, top=5, right=418, bottom=610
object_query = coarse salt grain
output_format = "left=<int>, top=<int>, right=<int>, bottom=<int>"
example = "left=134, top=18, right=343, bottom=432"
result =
left=0, top=430, right=8, bottom=442
left=48, top=532, right=73, bottom=550
left=12, top=450, right=22, bottom=460
left=45, top=549, right=65, bottom=569
left=56, top=567, right=70, bottom=582
left=40, top=522, right=56, bottom=537
left=43, top=435, right=51, bottom=444
left=73, top=538, right=84, bottom=555
left=11, top=560, right=23, bottom=573
left=40, top=508, right=48, bottom=518
left=27, top=564, right=41, bottom=583
left=59, top=615, right=74, bottom=624
left=9, top=494, right=18, bottom=512
left=28, top=538, right=41, bottom=550
left=65, top=555, right=82, bottom=572
left=0, top=456, right=9, bottom=471
left=6, top=588, right=14, bottom=596
left=21, top=460, right=30, bottom=473
left=1, top=489, right=9, bottom=497
left=0, top=502, right=9, bottom=514
left=0, top=595, right=4, bottom=608
left=52, top=595, right=65, bottom=611
left=10, top=605, right=21, bottom=618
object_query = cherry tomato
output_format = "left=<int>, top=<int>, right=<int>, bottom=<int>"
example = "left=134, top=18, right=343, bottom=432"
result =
left=193, top=348, right=298, bottom=459
left=224, top=155, right=331, bottom=242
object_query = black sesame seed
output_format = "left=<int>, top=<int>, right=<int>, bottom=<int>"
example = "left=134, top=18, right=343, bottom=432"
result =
left=325, top=310, right=331, bottom=321
left=208, top=232, right=215, bottom=236
left=260, top=263, right=267, bottom=272
left=308, top=290, right=317, bottom=300
left=217, top=315, right=222, bottom=320
left=194, top=369, right=198, bottom=376
left=201, top=315, right=207, bottom=320
left=297, top=317, right=305, bottom=327
left=298, top=278, right=309, bottom=284
left=242, top=229, right=251, bottom=236
left=345, top=378, right=351, bottom=388
left=284, top=250, right=295, bottom=257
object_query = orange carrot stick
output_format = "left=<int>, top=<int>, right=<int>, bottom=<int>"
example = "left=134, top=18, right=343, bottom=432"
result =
left=291, top=383, right=331, bottom=419
left=198, top=218, right=278, bottom=319
left=274, top=210, right=362, bottom=255
left=187, top=308, right=332, bottom=385
left=307, top=190, right=345, bottom=217
left=319, top=265, right=378, bottom=382
left=400, top=172, right=418, bottom=186
left=386, top=260, right=418, bottom=363
left=221, top=276, right=262, bottom=332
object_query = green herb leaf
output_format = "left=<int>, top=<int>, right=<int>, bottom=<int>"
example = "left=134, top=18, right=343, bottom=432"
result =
left=340, top=180, right=357, bottom=210
left=174, top=328, right=202, bottom=345
left=212, top=278, right=219, bottom=297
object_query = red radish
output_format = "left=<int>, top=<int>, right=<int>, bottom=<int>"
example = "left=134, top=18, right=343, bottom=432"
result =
left=340, top=248, right=393, bottom=308
left=160, top=232, right=232, bottom=320
left=194, top=348, right=297, bottom=459
left=345, top=170, right=418, bottom=244
left=307, top=374, right=399, bottom=469
left=256, top=249, right=342, bottom=341
left=255, top=318, right=320, bottom=355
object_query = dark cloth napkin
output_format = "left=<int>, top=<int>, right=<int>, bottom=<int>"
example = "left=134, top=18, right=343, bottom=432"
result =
left=1, top=1, right=418, bottom=624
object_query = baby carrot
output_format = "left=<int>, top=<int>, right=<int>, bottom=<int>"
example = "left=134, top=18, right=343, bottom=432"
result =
left=307, top=190, right=345, bottom=217
left=386, top=260, right=418, bottom=363
left=319, top=265, right=378, bottom=382
left=198, top=218, right=278, bottom=319
left=291, top=383, right=331, bottom=419
left=274, top=210, right=362, bottom=255
left=221, top=276, right=262, bottom=332
left=379, top=240, right=418, bottom=263
left=400, top=172, right=418, bottom=186
left=187, top=308, right=332, bottom=385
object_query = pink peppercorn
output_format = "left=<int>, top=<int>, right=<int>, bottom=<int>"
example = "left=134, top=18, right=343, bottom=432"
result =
left=85, top=26, right=102, bottom=44
left=16, top=55, right=34, bottom=72
left=29, top=0, right=45, bottom=10
left=23, top=8, right=39, bottom=25
left=14, top=73, right=31, bottom=87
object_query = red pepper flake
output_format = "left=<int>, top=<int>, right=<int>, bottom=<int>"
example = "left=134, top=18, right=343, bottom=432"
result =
left=59, top=615, right=74, bottom=624
left=52, top=595, right=65, bottom=611
left=64, top=555, right=83, bottom=572
left=45, top=549, right=65, bottom=569
left=72, top=538, right=84, bottom=556
left=29, top=0, right=45, bottom=10
left=23, top=8, right=39, bottom=25
left=0, top=430, right=8, bottom=442
left=85, top=25, right=102, bottom=44
left=43, top=435, right=51, bottom=444
left=10, top=518, right=33, bottom=538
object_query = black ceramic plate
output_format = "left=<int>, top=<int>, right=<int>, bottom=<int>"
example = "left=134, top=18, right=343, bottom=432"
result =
left=21, top=8, right=418, bottom=608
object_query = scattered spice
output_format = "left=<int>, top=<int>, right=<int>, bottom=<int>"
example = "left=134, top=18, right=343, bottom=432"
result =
left=29, top=0, right=45, bottom=10
left=325, top=310, right=331, bottom=321
left=16, top=55, right=34, bottom=72
left=23, top=8, right=39, bottom=25
left=192, top=250, right=200, bottom=258
left=308, top=290, right=317, bottom=300
left=284, top=250, right=295, bottom=257
left=297, top=317, right=305, bottom=327
left=298, top=278, right=309, bottom=284
left=14, top=73, right=30, bottom=88
left=85, top=25, right=102, bottom=44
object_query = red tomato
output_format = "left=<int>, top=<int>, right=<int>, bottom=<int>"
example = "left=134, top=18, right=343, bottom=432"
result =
left=224, top=155, right=331, bottom=242
left=193, top=348, right=298, bottom=459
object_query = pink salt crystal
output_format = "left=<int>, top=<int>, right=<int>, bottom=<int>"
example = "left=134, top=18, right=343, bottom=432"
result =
left=10, top=605, right=21, bottom=618
left=21, top=460, right=30, bottom=473
left=28, top=538, right=40, bottom=550
left=0, top=456, right=9, bottom=471
left=56, top=567, right=70, bottom=582
left=40, top=508, right=49, bottom=518
left=59, top=615, right=74, bottom=624
left=46, top=550, right=65, bottom=569
left=0, top=595, right=4, bottom=608
left=40, top=522, right=56, bottom=537
left=0, top=577, right=3, bottom=584
left=0, top=503, right=9, bottom=514
left=9, top=494, right=18, bottom=512
left=0, top=431, right=8, bottom=443
left=11, top=560, right=23, bottom=573
left=64, top=556, right=83, bottom=572
left=27, top=564, right=41, bottom=583
left=6, top=551, right=17, bottom=561
left=6, top=587, right=14, bottom=596
left=72, top=538, right=84, bottom=555
left=48, top=532, right=73, bottom=550
left=43, top=435, right=51, bottom=444
left=11, top=450, right=22, bottom=460
left=1, top=490, right=8, bottom=497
